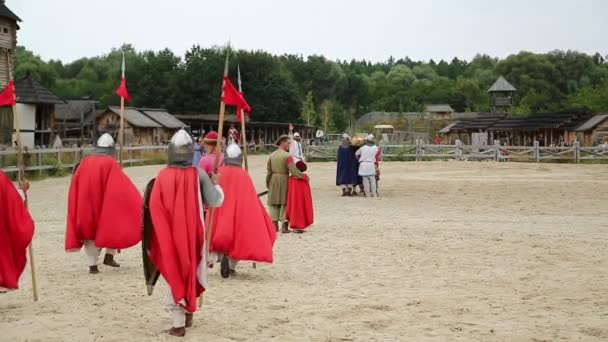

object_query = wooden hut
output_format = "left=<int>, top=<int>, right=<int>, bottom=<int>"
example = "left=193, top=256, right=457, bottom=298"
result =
left=574, top=114, right=608, bottom=146
left=0, top=0, right=20, bottom=146
left=139, top=108, right=187, bottom=143
left=175, top=114, right=316, bottom=146
left=425, top=104, right=454, bottom=119
left=54, top=99, right=98, bottom=146
left=14, top=74, right=64, bottom=147
left=96, top=107, right=162, bottom=145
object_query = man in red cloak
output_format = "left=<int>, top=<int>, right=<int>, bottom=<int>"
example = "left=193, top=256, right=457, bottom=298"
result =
left=286, top=160, right=314, bottom=232
left=209, top=143, right=276, bottom=278
left=0, top=171, right=34, bottom=293
left=65, top=133, right=143, bottom=274
left=147, top=129, right=224, bottom=337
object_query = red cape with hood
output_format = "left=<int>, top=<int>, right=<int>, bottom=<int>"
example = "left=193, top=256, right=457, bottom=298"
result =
left=0, top=171, right=34, bottom=290
left=286, top=173, right=314, bottom=230
left=209, top=165, right=276, bottom=262
left=65, top=154, right=142, bottom=251
left=149, top=167, right=205, bottom=313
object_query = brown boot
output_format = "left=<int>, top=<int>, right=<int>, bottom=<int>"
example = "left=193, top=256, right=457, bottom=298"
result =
left=185, top=313, right=193, bottom=328
left=273, top=221, right=279, bottom=232
left=103, top=254, right=120, bottom=267
left=281, top=222, right=291, bottom=234
left=341, top=188, right=347, bottom=197
left=89, top=265, right=100, bottom=274
left=166, top=327, right=186, bottom=337
left=346, top=188, right=353, bottom=196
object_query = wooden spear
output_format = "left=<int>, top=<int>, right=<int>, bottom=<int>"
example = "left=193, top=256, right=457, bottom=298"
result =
left=199, top=43, right=231, bottom=308
left=237, top=65, right=256, bottom=269
left=7, top=49, right=39, bottom=301
left=118, top=50, right=126, bottom=167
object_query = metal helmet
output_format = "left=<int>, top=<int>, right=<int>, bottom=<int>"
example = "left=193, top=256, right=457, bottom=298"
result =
left=224, top=143, right=242, bottom=166
left=168, top=129, right=194, bottom=165
left=97, top=133, right=115, bottom=148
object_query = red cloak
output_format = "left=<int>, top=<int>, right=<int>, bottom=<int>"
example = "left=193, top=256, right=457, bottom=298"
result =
left=0, top=171, right=34, bottom=290
left=149, top=167, right=204, bottom=313
left=65, top=155, right=142, bottom=251
left=286, top=174, right=314, bottom=230
left=209, top=165, right=276, bottom=263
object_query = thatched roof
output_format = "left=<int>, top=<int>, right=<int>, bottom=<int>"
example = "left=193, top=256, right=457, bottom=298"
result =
left=55, top=100, right=97, bottom=121
left=15, top=75, right=64, bottom=104
left=575, top=114, right=608, bottom=132
left=488, top=76, right=516, bottom=93
left=141, top=109, right=187, bottom=129
left=425, top=104, right=454, bottom=113
left=106, top=107, right=162, bottom=128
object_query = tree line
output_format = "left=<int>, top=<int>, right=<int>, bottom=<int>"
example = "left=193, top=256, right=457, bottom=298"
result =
left=14, top=45, right=608, bottom=132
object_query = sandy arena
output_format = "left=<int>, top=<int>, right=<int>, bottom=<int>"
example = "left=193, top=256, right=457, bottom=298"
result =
left=1, top=157, right=607, bottom=341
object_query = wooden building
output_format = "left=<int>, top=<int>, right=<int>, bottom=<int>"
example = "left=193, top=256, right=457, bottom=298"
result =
left=13, top=74, right=64, bottom=147
left=96, top=107, right=162, bottom=145
left=425, top=104, right=454, bottom=119
left=0, top=0, right=20, bottom=146
left=175, top=114, right=315, bottom=146
left=574, top=114, right=608, bottom=146
left=139, top=108, right=187, bottom=143
left=55, top=99, right=98, bottom=145
left=95, top=107, right=187, bottom=145
left=441, top=112, right=595, bottom=146
left=488, top=76, right=516, bottom=114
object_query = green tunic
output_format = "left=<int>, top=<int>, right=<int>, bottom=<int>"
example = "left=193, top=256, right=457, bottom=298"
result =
left=266, top=148, right=303, bottom=206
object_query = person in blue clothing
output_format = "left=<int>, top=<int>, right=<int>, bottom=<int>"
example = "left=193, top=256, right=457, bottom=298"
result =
left=336, top=134, right=360, bottom=196
left=192, top=136, right=203, bottom=166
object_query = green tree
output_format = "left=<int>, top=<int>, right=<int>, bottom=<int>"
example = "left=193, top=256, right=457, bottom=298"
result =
left=300, top=91, right=316, bottom=126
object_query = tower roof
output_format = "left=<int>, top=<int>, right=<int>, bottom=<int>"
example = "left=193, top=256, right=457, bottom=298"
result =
left=0, top=1, right=22, bottom=23
left=488, top=76, right=516, bottom=93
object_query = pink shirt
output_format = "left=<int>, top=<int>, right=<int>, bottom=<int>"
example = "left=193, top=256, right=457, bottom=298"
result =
left=198, top=153, right=224, bottom=174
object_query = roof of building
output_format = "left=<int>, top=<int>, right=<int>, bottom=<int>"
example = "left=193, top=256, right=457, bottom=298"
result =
left=575, top=114, right=608, bottom=132
left=174, top=114, right=316, bottom=129
left=425, top=104, right=454, bottom=113
left=55, top=100, right=97, bottom=121
left=488, top=76, right=516, bottom=93
left=0, top=2, right=21, bottom=22
left=439, top=122, right=458, bottom=134
left=442, top=112, right=593, bottom=133
left=15, top=74, right=64, bottom=104
left=105, top=107, right=162, bottom=128
left=141, top=109, right=188, bottom=129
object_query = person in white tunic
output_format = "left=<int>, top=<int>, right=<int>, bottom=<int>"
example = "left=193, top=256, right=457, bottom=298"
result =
left=355, top=134, right=379, bottom=198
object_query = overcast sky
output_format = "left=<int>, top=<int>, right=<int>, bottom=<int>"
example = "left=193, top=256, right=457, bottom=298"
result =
left=10, top=0, right=608, bottom=63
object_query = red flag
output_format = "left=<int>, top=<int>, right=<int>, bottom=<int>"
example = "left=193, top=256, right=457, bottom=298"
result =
left=222, top=76, right=251, bottom=113
left=0, top=80, right=16, bottom=106
left=115, top=52, right=131, bottom=101
left=236, top=91, right=250, bottom=123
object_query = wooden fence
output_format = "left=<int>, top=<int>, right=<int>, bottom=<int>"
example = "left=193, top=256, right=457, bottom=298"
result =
left=307, top=140, right=608, bottom=163
left=0, top=146, right=168, bottom=175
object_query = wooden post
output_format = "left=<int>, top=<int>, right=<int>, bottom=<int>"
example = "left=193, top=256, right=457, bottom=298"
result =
left=7, top=49, right=39, bottom=302
left=455, top=139, right=462, bottom=161
left=574, top=140, right=580, bottom=163
left=494, top=139, right=500, bottom=161
left=534, top=140, right=540, bottom=163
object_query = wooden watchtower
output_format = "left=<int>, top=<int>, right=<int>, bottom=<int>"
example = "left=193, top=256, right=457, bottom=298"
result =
left=488, top=76, right=516, bottom=114
left=0, top=0, right=20, bottom=146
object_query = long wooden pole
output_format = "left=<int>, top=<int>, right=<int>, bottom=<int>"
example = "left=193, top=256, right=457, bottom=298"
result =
left=237, top=65, right=254, bottom=269
left=7, top=49, right=38, bottom=301
left=200, top=43, right=230, bottom=308
left=119, top=97, right=125, bottom=166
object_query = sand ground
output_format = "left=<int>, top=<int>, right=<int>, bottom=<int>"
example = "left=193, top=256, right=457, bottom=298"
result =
left=1, top=157, right=607, bottom=341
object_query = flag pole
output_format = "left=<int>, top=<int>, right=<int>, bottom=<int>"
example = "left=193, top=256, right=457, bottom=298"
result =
left=237, top=65, right=249, bottom=171
left=200, top=42, right=231, bottom=308
left=6, top=48, right=38, bottom=302
left=118, top=51, right=126, bottom=167
left=237, top=65, right=255, bottom=269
